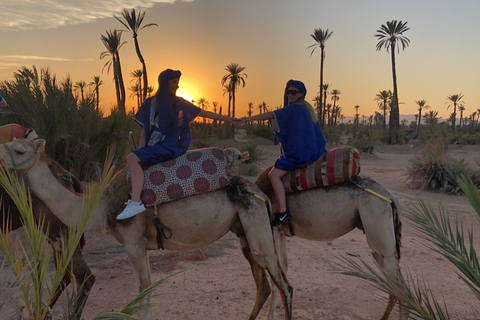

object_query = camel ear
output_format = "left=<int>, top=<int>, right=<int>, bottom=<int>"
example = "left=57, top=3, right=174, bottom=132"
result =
left=34, top=139, right=46, bottom=151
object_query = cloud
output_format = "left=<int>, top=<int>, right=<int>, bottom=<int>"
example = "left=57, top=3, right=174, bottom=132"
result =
left=1, top=0, right=192, bottom=31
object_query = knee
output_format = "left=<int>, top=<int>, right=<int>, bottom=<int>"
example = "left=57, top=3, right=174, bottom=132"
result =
left=126, top=152, right=137, bottom=164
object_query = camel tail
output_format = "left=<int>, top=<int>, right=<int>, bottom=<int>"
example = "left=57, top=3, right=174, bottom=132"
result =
left=391, top=200, right=402, bottom=260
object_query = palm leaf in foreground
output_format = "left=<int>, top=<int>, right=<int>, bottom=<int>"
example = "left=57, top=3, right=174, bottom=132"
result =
left=330, top=255, right=451, bottom=320
left=93, top=271, right=184, bottom=320
left=404, top=200, right=480, bottom=300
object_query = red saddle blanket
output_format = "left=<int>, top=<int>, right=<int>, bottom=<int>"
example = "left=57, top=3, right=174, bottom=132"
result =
left=128, top=148, right=231, bottom=206
left=283, top=146, right=360, bottom=192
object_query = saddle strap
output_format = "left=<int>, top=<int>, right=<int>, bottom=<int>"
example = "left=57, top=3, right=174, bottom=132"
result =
left=154, top=217, right=172, bottom=250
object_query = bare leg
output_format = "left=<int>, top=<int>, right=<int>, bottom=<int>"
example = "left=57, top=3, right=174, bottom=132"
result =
left=126, top=152, right=144, bottom=202
left=268, top=168, right=288, bottom=212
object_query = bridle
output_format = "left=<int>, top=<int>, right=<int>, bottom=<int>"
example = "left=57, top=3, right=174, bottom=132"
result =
left=3, top=143, right=39, bottom=169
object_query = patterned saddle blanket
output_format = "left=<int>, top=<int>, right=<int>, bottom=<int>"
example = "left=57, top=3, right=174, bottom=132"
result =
left=282, top=146, right=360, bottom=192
left=128, top=147, right=231, bottom=206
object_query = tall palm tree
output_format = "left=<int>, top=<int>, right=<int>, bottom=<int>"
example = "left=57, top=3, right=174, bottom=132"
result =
left=374, top=90, right=392, bottom=129
left=375, top=20, right=410, bottom=143
left=445, top=93, right=464, bottom=133
left=415, top=99, right=430, bottom=136
left=321, top=83, right=331, bottom=125
left=130, top=69, right=143, bottom=110
left=222, top=83, right=232, bottom=117
left=308, top=28, right=333, bottom=121
left=89, top=76, right=103, bottom=111
left=115, top=9, right=158, bottom=102
left=221, top=63, right=247, bottom=118
left=100, top=29, right=127, bottom=114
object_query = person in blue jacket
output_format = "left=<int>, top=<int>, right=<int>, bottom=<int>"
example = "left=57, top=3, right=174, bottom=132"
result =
left=117, top=68, right=240, bottom=220
left=241, top=79, right=326, bottom=226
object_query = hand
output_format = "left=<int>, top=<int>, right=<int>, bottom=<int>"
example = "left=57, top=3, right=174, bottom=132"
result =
left=239, top=117, right=249, bottom=125
left=230, top=117, right=242, bottom=126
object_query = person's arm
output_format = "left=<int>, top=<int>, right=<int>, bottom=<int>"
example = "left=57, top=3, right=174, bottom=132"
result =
left=138, top=128, right=146, bottom=148
left=241, top=111, right=274, bottom=122
left=200, top=110, right=241, bottom=125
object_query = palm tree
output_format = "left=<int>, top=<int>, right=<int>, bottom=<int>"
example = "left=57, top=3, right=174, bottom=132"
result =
left=247, top=102, right=254, bottom=117
left=424, top=110, right=439, bottom=133
left=196, top=98, right=209, bottom=124
left=330, top=89, right=340, bottom=126
left=115, top=9, right=158, bottom=102
left=415, top=99, right=430, bottom=136
left=445, top=93, right=464, bottom=133
left=354, top=105, right=360, bottom=125
left=375, top=20, right=410, bottom=144
left=73, top=80, right=87, bottom=103
left=458, top=104, right=466, bottom=130
left=100, top=29, right=127, bottom=114
left=308, top=28, right=333, bottom=121
left=130, top=69, right=143, bottom=110
left=89, top=76, right=103, bottom=111
left=321, top=83, right=331, bottom=125
left=222, top=83, right=232, bottom=117
left=221, top=63, right=247, bottom=118
left=374, top=90, right=392, bottom=129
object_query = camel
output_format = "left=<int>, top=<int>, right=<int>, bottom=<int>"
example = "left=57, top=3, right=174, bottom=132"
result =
left=0, top=138, right=293, bottom=320
left=0, top=157, right=94, bottom=320
left=255, top=166, right=408, bottom=320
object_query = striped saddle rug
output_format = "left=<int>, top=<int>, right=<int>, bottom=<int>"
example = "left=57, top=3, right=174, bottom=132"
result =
left=127, top=147, right=231, bottom=206
left=282, top=146, right=360, bottom=193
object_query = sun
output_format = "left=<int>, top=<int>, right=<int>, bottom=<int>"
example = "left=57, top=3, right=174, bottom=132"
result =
left=176, top=87, right=197, bottom=104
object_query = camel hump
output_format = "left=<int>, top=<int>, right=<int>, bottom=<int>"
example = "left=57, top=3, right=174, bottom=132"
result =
left=130, top=147, right=241, bottom=206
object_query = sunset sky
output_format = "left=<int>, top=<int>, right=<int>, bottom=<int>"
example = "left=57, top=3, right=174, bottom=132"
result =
left=2, top=0, right=480, bottom=121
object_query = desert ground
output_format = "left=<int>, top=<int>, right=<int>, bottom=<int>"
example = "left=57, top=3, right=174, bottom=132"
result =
left=7, top=133, right=480, bottom=320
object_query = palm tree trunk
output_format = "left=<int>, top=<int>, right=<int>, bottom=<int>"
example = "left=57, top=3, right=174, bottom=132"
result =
left=416, top=108, right=422, bottom=136
left=319, top=48, right=325, bottom=123
left=133, top=36, right=148, bottom=102
left=390, top=44, right=400, bottom=144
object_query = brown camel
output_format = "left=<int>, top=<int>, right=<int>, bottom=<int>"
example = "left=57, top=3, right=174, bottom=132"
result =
left=255, top=166, right=408, bottom=320
left=0, top=138, right=293, bottom=320
left=0, top=158, right=94, bottom=320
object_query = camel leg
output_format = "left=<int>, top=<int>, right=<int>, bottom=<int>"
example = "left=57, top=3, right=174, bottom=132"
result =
left=48, top=234, right=95, bottom=320
left=238, top=235, right=272, bottom=320
left=124, top=242, right=152, bottom=320
left=266, top=230, right=288, bottom=320
left=70, top=238, right=95, bottom=320
left=372, top=252, right=408, bottom=320
left=238, top=210, right=293, bottom=320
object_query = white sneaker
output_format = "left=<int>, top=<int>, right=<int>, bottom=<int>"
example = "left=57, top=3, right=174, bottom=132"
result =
left=116, top=200, right=146, bottom=220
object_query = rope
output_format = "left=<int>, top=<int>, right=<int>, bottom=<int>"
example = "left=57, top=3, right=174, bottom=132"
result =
left=349, top=179, right=392, bottom=204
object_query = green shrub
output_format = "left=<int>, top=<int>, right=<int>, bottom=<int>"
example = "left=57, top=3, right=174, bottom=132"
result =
left=406, top=138, right=480, bottom=194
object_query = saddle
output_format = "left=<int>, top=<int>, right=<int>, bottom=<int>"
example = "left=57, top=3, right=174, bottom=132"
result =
left=256, top=146, right=361, bottom=194
left=127, top=147, right=231, bottom=206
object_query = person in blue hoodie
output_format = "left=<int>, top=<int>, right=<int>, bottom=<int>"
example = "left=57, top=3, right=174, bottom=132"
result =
left=241, top=79, right=326, bottom=226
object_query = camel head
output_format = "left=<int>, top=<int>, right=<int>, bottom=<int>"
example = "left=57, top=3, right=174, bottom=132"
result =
left=224, top=148, right=249, bottom=176
left=0, top=138, right=45, bottom=171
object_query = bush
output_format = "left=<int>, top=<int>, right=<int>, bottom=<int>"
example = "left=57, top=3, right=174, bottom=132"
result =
left=406, top=138, right=480, bottom=194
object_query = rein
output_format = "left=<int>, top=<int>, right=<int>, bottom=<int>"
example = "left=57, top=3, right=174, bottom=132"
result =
left=228, top=151, right=239, bottom=168
left=4, top=143, right=39, bottom=169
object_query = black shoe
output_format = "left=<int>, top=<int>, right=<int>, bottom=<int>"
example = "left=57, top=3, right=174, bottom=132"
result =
left=271, top=210, right=291, bottom=227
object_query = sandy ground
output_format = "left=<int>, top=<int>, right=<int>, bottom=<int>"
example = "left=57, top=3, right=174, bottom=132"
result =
left=7, top=133, right=480, bottom=319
